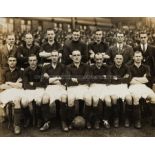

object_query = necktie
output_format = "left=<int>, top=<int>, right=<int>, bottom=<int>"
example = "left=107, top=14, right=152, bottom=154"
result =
left=118, top=44, right=121, bottom=53
left=9, top=45, right=12, bottom=51
left=142, top=44, right=145, bottom=53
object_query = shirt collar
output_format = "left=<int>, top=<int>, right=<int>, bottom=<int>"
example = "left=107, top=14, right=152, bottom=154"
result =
left=8, top=67, right=18, bottom=72
left=141, top=43, right=148, bottom=49
left=134, top=63, right=142, bottom=68
left=71, top=62, right=83, bottom=68
left=117, top=43, right=123, bottom=49
left=7, top=44, right=13, bottom=50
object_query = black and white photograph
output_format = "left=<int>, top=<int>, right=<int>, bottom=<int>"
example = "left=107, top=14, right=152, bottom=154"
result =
left=0, top=1, right=155, bottom=155
left=0, top=17, right=155, bottom=137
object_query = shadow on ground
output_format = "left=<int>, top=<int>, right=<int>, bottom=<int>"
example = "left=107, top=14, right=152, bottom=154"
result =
left=0, top=118, right=155, bottom=137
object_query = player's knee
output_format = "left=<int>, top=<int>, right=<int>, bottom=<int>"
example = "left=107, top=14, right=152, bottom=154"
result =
left=68, top=101, right=75, bottom=107
left=111, top=95, right=118, bottom=104
left=42, top=93, right=50, bottom=104
left=61, top=94, right=67, bottom=103
left=84, top=94, right=92, bottom=106
left=148, top=94, right=155, bottom=104
left=13, top=97, right=21, bottom=109
left=68, top=98, right=75, bottom=107
left=35, top=97, right=42, bottom=106
left=68, top=94, right=75, bottom=107
left=21, top=97, right=29, bottom=108
left=105, top=96, right=112, bottom=107
left=125, top=95, right=133, bottom=105
left=92, top=95, right=99, bottom=102
left=92, top=96, right=99, bottom=107
left=132, top=95, right=140, bottom=105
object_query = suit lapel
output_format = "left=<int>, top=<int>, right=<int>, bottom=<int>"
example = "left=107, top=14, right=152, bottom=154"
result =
left=2, top=45, right=9, bottom=56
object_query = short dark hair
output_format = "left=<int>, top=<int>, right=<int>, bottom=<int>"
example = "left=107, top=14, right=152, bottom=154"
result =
left=95, top=29, right=102, bottom=33
left=139, top=31, right=148, bottom=37
left=46, top=28, right=55, bottom=33
left=116, top=31, right=124, bottom=36
left=114, top=53, right=124, bottom=58
left=71, top=49, right=81, bottom=54
left=134, top=50, right=143, bottom=56
left=94, top=53, right=104, bottom=60
left=6, top=33, right=15, bottom=38
left=72, top=29, right=80, bottom=33
left=8, top=55, right=17, bottom=60
left=28, top=54, right=38, bottom=59
left=51, top=49, right=59, bottom=53
left=25, top=32, right=33, bottom=37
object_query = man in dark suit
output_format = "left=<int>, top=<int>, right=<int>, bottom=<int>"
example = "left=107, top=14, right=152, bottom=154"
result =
left=0, top=33, right=17, bottom=83
left=134, top=31, right=155, bottom=84
left=107, top=31, right=134, bottom=65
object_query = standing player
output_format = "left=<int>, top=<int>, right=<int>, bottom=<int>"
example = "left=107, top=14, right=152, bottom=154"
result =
left=39, top=28, right=62, bottom=66
left=88, top=29, right=110, bottom=64
left=129, top=51, right=155, bottom=128
left=107, top=31, right=134, bottom=65
left=108, top=54, right=132, bottom=128
left=87, top=53, right=111, bottom=129
left=21, top=54, right=44, bottom=128
left=16, top=33, right=40, bottom=69
left=0, top=55, right=23, bottom=134
left=66, top=50, right=90, bottom=129
left=41, top=50, right=68, bottom=131
left=62, top=29, right=88, bottom=65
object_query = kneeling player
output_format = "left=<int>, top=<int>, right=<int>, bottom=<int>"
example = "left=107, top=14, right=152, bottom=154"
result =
left=21, top=54, right=44, bottom=128
left=41, top=50, right=68, bottom=131
left=66, top=50, right=90, bottom=129
left=129, top=51, right=155, bottom=128
left=87, top=53, right=111, bottom=129
left=0, top=56, right=23, bottom=134
left=108, top=54, right=132, bottom=128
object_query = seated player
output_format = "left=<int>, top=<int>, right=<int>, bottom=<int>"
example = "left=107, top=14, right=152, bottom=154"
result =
left=129, top=51, right=155, bottom=128
left=87, top=53, right=111, bottom=129
left=0, top=55, right=23, bottom=134
left=66, top=50, right=90, bottom=129
left=21, top=54, right=44, bottom=128
left=41, top=50, right=68, bottom=132
left=108, top=54, right=132, bottom=128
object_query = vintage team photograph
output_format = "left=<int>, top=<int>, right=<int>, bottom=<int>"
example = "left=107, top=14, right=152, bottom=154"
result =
left=0, top=17, right=155, bottom=137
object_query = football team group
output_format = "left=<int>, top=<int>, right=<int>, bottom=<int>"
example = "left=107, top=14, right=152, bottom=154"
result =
left=0, top=28, right=155, bottom=135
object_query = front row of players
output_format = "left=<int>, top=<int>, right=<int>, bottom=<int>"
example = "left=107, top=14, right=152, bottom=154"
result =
left=1, top=50, right=155, bottom=135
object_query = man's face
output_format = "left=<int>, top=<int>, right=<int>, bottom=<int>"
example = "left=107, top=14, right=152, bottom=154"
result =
left=51, top=51, right=59, bottom=63
left=7, top=35, right=15, bottom=46
left=72, top=50, right=81, bottom=63
left=133, top=52, right=143, bottom=63
left=95, top=31, right=103, bottom=42
left=140, top=33, right=148, bottom=44
left=25, top=34, right=33, bottom=45
left=114, top=55, right=123, bottom=66
left=116, top=33, right=124, bottom=44
left=8, top=57, right=17, bottom=68
left=95, top=54, right=104, bottom=67
left=47, top=30, right=55, bottom=42
left=72, top=31, right=80, bottom=41
left=28, top=56, right=38, bottom=68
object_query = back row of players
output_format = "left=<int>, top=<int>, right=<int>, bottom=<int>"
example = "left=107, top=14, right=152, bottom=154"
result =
left=0, top=28, right=155, bottom=135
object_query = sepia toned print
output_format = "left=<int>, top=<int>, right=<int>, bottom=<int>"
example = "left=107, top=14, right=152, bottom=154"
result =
left=0, top=17, right=155, bottom=136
